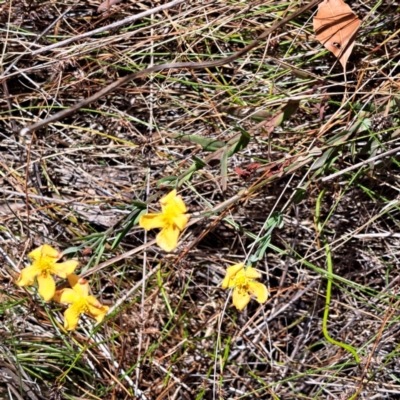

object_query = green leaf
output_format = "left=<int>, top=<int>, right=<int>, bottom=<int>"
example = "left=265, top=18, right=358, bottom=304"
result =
left=131, top=200, right=147, bottom=209
left=173, top=133, right=226, bottom=151
left=310, top=146, right=340, bottom=172
left=220, top=146, right=229, bottom=191
left=178, top=171, right=194, bottom=185
left=157, top=176, right=177, bottom=187
left=325, top=130, right=351, bottom=146
left=293, top=187, right=307, bottom=203
left=228, top=126, right=251, bottom=156
left=249, top=212, right=283, bottom=261
left=177, top=156, right=207, bottom=185
left=193, top=155, right=207, bottom=168
left=62, top=246, right=80, bottom=255
left=112, top=207, right=144, bottom=249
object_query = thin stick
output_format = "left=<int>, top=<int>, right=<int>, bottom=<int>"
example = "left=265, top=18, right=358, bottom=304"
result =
left=0, top=6, right=74, bottom=78
left=321, top=145, right=400, bottom=182
left=29, top=0, right=187, bottom=56
left=19, top=0, right=322, bottom=136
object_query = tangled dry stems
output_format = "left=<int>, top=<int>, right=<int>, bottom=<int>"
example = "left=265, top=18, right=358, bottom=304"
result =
left=0, top=0, right=399, bottom=398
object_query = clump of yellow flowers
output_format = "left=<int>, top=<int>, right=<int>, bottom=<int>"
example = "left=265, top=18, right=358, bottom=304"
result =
left=16, top=244, right=108, bottom=331
left=221, top=263, right=268, bottom=311
left=54, top=273, right=109, bottom=331
left=16, top=191, right=267, bottom=334
left=139, top=189, right=190, bottom=252
left=16, top=244, right=78, bottom=301
left=139, top=191, right=268, bottom=311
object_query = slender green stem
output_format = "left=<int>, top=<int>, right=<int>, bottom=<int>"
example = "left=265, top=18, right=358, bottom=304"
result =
left=316, top=190, right=360, bottom=364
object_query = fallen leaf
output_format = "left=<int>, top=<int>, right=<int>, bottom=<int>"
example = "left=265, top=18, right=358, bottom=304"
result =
left=235, top=163, right=262, bottom=180
left=313, top=0, right=361, bottom=69
left=235, top=166, right=251, bottom=180
left=98, top=0, right=122, bottom=12
left=246, top=163, right=261, bottom=171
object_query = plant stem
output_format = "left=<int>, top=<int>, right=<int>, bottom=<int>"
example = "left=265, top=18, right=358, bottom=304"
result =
left=316, top=189, right=360, bottom=364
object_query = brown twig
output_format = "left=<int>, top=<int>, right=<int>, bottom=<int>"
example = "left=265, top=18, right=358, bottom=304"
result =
left=20, top=0, right=322, bottom=136
left=27, top=0, right=186, bottom=57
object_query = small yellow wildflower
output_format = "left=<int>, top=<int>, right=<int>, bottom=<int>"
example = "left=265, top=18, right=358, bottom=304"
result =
left=53, top=274, right=109, bottom=331
left=16, top=244, right=78, bottom=301
left=139, top=189, right=190, bottom=252
left=221, top=263, right=268, bottom=311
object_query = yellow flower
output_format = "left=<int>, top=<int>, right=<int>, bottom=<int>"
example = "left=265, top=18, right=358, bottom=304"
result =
left=221, top=263, right=268, bottom=311
left=139, top=190, right=190, bottom=252
left=53, top=274, right=109, bottom=331
left=16, top=244, right=78, bottom=301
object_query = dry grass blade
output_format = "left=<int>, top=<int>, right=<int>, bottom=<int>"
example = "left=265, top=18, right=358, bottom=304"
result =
left=0, top=0, right=399, bottom=398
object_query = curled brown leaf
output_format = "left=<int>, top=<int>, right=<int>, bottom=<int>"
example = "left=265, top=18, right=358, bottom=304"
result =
left=313, top=0, right=361, bottom=69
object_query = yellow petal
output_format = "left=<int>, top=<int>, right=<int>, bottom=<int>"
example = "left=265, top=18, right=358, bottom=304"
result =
left=53, top=288, right=80, bottom=304
left=89, top=305, right=109, bottom=323
left=248, top=281, right=268, bottom=304
left=29, top=244, right=61, bottom=262
left=92, top=306, right=109, bottom=323
left=68, top=274, right=89, bottom=298
left=173, top=214, right=189, bottom=231
left=159, top=190, right=177, bottom=207
left=232, top=288, right=251, bottom=311
left=64, top=303, right=82, bottom=331
left=37, top=273, right=56, bottom=301
left=16, top=265, right=39, bottom=287
left=139, top=213, right=165, bottom=230
left=160, top=190, right=187, bottom=214
left=86, top=295, right=103, bottom=308
left=244, top=266, right=261, bottom=280
left=221, top=274, right=233, bottom=289
left=52, top=260, right=79, bottom=278
left=226, top=263, right=245, bottom=278
left=171, top=196, right=187, bottom=214
left=156, top=225, right=180, bottom=252
left=87, top=299, right=109, bottom=323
